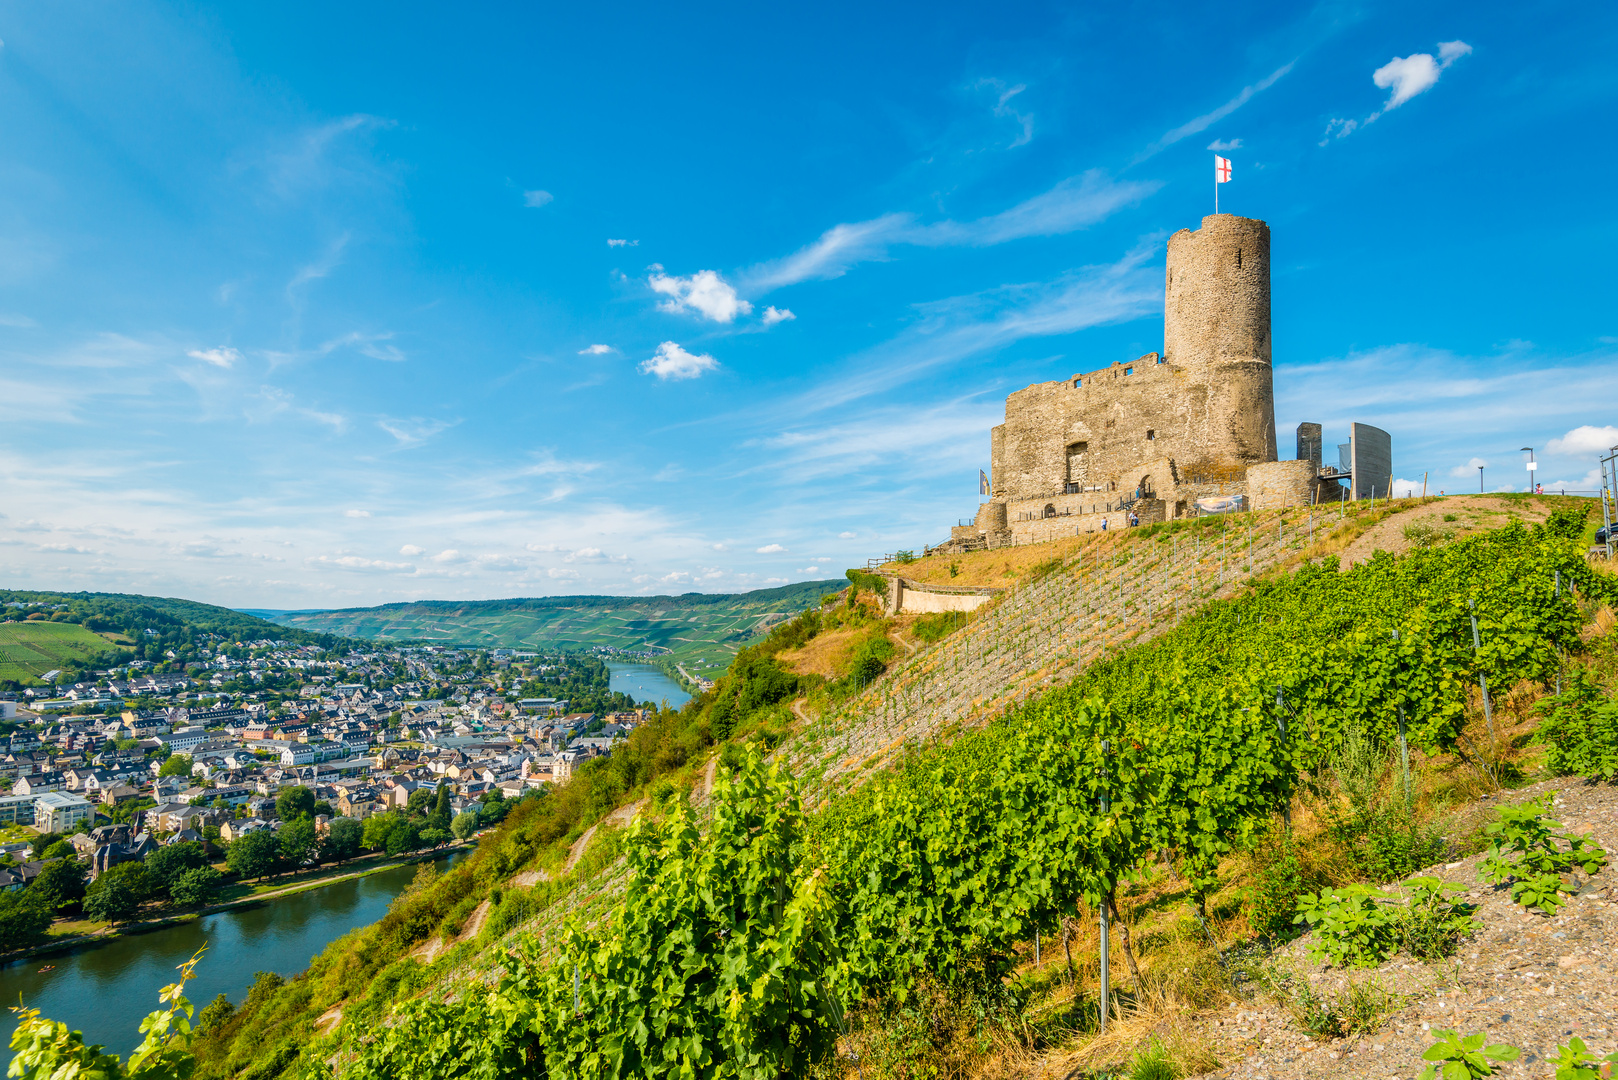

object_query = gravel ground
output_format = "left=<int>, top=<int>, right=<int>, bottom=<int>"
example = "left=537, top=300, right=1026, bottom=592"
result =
left=1191, top=777, right=1618, bottom=1079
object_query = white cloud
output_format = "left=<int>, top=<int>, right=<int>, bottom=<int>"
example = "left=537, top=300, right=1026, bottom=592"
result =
left=344, top=509, right=370, bottom=518
left=1207, top=138, right=1243, bottom=151
left=741, top=171, right=1158, bottom=292
left=1449, top=457, right=1488, bottom=478
left=188, top=347, right=241, bottom=368
left=1325, top=40, right=1472, bottom=144
left=523, top=190, right=554, bottom=208
left=547, top=566, right=579, bottom=580
left=399, top=544, right=425, bottom=556
left=308, top=554, right=412, bottom=572
left=1545, top=425, right=1618, bottom=457
left=711, top=542, right=728, bottom=551
left=431, top=549, right=461, bottom=563
left=638, top=341, right=719, bottom=381
left=838, top=531, right=857, bottom=539
left=756, top=543, right=786, bottom=553
left=648, top=269, right=752, bottom=323
left=578, top=344, right=615, bottom=355
left=1391, top=478, right=1426, bottom=497
left=607, top=239, right=638, bottom=247
left=762, top=306, right=795, bottom=327
left=800, top=565, right=821, bottom=573
left=1373, top=54, right=1444, bottom=111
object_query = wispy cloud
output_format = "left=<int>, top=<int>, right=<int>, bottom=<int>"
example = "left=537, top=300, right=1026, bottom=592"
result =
left=975, top=77, right=1034, bottom=148
left=523, top=189, right=554, bottom=208
left=741, top=171, right=1158, bottom=292
left=376, top=416, right=458, bottom=446
left=761, top=306, right=795, bottom=327
left=756, top=543, right=786, bottom=553
left=1133, top=62, right=1294, bottom=163
left=188, top=346, right=241, bottom=368
left=639, top=341, right=719, bottom=381
left=786, top=238, right=1163, bottom=415
left=578, top=344, right=615, bottom=355
left=1207, top=138, right=1243, bottom=152
left=607, top=238, right=638, bottom=247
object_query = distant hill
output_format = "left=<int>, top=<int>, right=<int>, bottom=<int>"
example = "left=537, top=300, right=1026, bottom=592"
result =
left=259, top=580, right=848, bottom=674
left=0, top=589, right=347, bottom=687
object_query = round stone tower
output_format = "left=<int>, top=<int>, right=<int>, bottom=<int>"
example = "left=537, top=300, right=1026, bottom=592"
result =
left=1162, top=214, right=1278, bottom=468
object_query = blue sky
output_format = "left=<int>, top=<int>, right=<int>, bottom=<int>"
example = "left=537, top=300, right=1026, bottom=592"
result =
left=1, top=1, right=1615, bottom=609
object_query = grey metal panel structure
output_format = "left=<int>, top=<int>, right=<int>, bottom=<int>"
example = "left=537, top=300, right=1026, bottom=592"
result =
left=1349, top=422, right=1392, bottom=501
left=1296, top=422, right=1322, bottom=467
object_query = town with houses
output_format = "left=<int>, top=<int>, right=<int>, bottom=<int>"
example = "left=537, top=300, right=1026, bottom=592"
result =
left=0, top=635, right=648, bottom=900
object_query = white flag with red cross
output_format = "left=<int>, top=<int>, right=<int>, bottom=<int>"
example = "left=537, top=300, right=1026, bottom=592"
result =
left=1215, top=155, right=1232, bottom=183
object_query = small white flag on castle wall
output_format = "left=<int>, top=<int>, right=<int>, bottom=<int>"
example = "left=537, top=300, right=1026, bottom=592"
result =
left=1214, top=154, right=1232, bottom=213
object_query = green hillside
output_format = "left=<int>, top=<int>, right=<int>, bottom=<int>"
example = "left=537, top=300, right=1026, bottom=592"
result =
left=0, top=589, right=348, bottom=688
left=259, top=579, right=847, bottom=677
left=0, top=621, right=127, bottom=683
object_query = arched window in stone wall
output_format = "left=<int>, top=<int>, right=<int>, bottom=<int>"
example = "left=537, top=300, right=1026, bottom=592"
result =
left=1043, top=504, right=1056, bottom=519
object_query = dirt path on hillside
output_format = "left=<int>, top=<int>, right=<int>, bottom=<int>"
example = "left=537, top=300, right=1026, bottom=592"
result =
left=1335, top=495, right=1555, bottom=570
left=564, top=799, right=644, bottom=874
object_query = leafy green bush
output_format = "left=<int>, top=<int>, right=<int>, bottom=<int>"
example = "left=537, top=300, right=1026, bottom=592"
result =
left=1246, top=831, right=1306, bottom=939
left=1294, top=877, right=1475, bottom=967
left=1294, top=884, right=1401, bottom=967
left=1477, top=798, right=1607, bottom=915
left=1548, top=1036, right=1618, bottom=1079
left=1398, top=877, right=1477, bottom=960
left=1536, top=672, right=1618, bottom=780
left=1417, top=1029, right=1519, bottom=1079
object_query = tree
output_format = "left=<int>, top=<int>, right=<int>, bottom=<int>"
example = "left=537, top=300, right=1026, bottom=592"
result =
left=31, top=858, right=86, bottom=910
left=169, top=866, right=223, bottom=908
left=430, top=785, right=451, bottom=832
left=279, top=818, right=316, bottom=869
left=405, top=787, right=435, bottom=816
left=89, top=860, right=153, bottom=903
left=226, top=830, right=281, bottom=882
left=385, top=818, right=421, bottom=857
left=41, top=840, right=74, bottom=860
left=0, top=892, right=53, bottom=951
left=83, top=880, right=137, bottom=925
left=451, top=809, right=479, bottom=841
left=144, top=842, right=207, bottom=895
left=275, top=785, right=315, bottom=822
left=312, top=801, right=334, bottom=820
left=196, top=993, right=235, bottom=1035
left=29, top=833, right=65, bottom=859
left=419, top=827, right=447, bottom=849
left=322, top=817, right=363, bottom=864
left=362, top=812, right=399, bottom=852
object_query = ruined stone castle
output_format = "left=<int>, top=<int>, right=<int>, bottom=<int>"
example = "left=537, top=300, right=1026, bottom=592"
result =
left=946, top=213, right=1391, bottom=551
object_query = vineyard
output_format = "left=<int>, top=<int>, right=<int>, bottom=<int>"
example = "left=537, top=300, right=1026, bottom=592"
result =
left=14, top=501, right=1618, bottom=1080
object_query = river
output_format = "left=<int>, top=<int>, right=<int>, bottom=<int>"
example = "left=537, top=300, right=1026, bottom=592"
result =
left=0, top=850, right=464, bottom=1057
left=606, top=660, right=690, bottom=711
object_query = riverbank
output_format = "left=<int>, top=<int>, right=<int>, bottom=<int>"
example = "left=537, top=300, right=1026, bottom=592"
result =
left=6, top=843, right=470, bottom=964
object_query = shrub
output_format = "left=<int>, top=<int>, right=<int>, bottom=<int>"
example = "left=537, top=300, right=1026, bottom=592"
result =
left=1294, top=884, right=1401, bottom=967
left=911, top=611, right=965, bottom=644
left=1417, top=1029, right=1519, bottom=1079
left=1536, top=672, right=1618, bottom=780
left=1246, top=832, right=1306, bottom=939
left=1477, top=798, right=1608, bottom=915
left=1397, top=877, right=1477, bottom=960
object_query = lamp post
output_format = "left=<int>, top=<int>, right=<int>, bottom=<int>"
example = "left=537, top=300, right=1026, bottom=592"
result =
left=1478, top=465, right=1485, bottom=494
left=1521, top=447, right=1536, bottom=493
